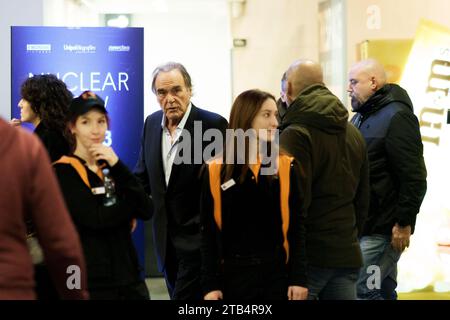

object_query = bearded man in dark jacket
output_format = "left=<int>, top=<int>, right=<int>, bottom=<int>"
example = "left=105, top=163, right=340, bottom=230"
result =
left=279, top=60, right=370, bottom=300
left=348, top=59, right=427, bottom=300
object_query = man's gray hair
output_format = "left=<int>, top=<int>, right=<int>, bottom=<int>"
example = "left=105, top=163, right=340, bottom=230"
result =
left=151, top=62, right=193, bottom=93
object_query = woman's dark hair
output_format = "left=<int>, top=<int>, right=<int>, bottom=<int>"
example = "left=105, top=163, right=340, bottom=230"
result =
left=222, top=89, right=276, bottom=183
left=20, top=74, right=73, bottom=132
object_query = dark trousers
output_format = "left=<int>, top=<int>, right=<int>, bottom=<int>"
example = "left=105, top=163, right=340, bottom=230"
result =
left=164, top=240, right=202, bottom=300
left=89, top=281, right=149, bottom=300
left=307, top=265, right=359, bottom=300
left=222, top=252, right=288, bottom=300
left=34, top=264, right=59, bottom=300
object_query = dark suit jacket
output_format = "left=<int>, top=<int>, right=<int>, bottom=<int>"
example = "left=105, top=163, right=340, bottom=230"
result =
left=135, top=104, right=228, bottom=272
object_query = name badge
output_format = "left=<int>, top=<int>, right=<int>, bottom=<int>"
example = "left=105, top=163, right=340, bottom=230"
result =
left=221, top=179, right=236, bottom=191
left=91, top=186, right=106, bottom=195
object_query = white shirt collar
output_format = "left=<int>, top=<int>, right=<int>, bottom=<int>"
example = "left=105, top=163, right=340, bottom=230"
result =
left=160, top=102, right=192, bottom=130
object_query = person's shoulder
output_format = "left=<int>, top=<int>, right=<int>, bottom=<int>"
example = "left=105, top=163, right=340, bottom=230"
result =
left=379, top=100, right=417, bottom=129
left=347, top=121, right=363, bottom=136
left=279, top=154, right=296, bottom=167
left=53, top=156, right=78, bottom=172
left=145, top=109, right=164, bottom=123
left=53, top=160, right=71, bottom=169
left=281, top=123, right=309, bottom=137
left=0, top=118, right=34, bottom=140
left=52, top=160, right=81, bottom=185
left=193, top=105, right=227, bottom=123
left=346, top=122, right=367, bottom=148
left=384, top=100, right=411, bottom=114
left=36, top=125, right=68, bottom=148
left=35, top=123, right=61, bottom=138
left=3, top=121, right=44, bottom=154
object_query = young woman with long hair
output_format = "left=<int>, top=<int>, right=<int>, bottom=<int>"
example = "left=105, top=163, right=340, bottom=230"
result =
left=200, top=89, right=308, bottom=300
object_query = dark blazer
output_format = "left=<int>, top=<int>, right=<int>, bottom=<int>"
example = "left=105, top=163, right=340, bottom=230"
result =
left=135, top=104, right=228, bottom=272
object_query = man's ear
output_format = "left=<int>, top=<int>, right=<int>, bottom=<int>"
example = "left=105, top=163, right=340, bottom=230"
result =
left=286, top=81, right=294, bottom=104
left=370, top=77, right=378, bottom=91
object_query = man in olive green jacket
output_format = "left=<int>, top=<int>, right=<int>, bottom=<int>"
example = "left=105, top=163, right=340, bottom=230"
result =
left=279, top=59, right=369, bottom=300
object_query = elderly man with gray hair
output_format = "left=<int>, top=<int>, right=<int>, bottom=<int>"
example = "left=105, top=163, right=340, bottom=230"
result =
left=134, top=62, right=228, bottom=300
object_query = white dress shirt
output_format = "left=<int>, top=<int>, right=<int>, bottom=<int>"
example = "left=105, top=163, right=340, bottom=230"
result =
left=161, top=103, right=192, bottom=186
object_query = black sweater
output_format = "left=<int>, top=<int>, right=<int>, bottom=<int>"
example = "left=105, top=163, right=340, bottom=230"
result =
left=54, top=157, right=151, bottom=289
left=34, top=122, right=69, bottom=162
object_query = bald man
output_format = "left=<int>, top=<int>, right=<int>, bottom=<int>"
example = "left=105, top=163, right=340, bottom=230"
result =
left=279, top=59, right=370, bottom=300
left=276, top=72, right=288, bottom=123
left=348, top=59, right=427, bottom=300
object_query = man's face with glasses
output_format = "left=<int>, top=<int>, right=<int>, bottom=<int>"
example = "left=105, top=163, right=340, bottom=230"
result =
left=155, top=69, right=192, bottom=127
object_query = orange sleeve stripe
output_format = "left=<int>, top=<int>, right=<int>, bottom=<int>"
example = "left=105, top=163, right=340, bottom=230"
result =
left=54, top=156, right=91, bottom=188
left=278, top=155, right=294, bottom=263
left=208, top=162, right=223, bottom=230
left=54, top=156, right=104, bottom=189
left=208, top=156, right=295, bottom=264
left=249, top=162, right=261, bottom=183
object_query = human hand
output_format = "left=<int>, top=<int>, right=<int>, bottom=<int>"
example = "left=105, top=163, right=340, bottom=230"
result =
left=89, top=143, right=119, bottom=167
left=288, top=285, right=308, bottom=300
left=391, top=223, right=411, bottom=252
left=204, top=290, right=223, bottom=300
left=131, top=218, right=137, bottom=233
left=10, top=118, right=21, bottom=127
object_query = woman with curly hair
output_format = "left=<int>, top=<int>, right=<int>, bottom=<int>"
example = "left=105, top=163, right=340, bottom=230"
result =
left=11, top=74, right=72, bottom=161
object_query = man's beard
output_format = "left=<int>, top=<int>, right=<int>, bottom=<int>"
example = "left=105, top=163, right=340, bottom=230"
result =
left=351, top=96, right=363, bottom=112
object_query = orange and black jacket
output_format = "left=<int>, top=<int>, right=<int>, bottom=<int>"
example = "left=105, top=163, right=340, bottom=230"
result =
left=54, top=155, right=151, bottom=289
left=200, top=155, right=307, bottom=294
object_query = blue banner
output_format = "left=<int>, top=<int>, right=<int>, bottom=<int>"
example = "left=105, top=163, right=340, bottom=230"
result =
left=11, top=26, right=146, bottom=277
left=11, top=26, right=143, bottom=169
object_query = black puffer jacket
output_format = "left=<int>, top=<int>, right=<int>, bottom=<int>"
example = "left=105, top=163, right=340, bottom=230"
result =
left=351, top=84, right=427, bottom=235
left=280, top=84, right=369, bottom=268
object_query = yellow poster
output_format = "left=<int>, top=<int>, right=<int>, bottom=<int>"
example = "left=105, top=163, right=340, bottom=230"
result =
left=400, top=19, right=450, bottom=293
left=358, top=39, right=413, bottom=84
